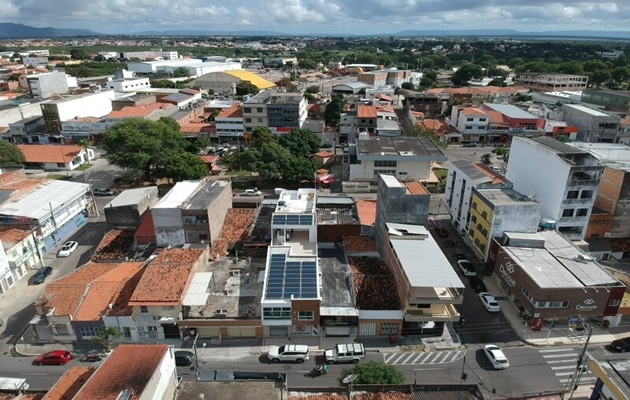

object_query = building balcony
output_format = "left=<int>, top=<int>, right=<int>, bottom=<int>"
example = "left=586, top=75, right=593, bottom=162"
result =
left=558, top=215, right=589, bottom=224
left=566, top=180, right=599, bottom=189
left=408, top=287, right=464, bottom=305
left=403, top=304, right=460, bottom=322
left=562, top=198, right=593, bottom=205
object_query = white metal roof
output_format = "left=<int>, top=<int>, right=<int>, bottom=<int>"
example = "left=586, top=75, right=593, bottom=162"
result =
left=387, top=222, right=427, bottom=236
left=390, top=238, right=465, bottom=289
left=183, top=272, right=213, bottom=306
left=563, top=104, right=610, bottom=117
left=0, top=180, right=89, bottom=220
left=153, top=181, right=200, bottom=209
left=484, top=103, right=538, bottom=119
left=107, top=187, right=157, bottom=208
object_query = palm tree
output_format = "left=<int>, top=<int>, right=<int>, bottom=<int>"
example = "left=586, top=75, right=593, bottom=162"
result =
left=77, top=139, right=92, bottom=165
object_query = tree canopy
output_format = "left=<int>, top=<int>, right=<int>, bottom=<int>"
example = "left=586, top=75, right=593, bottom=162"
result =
left=451, top=64, right=484, bottom=86
left=235, top=81, right=260, bottom=96
left=0, top=141, right=26, bottom=165
left=324, top=94, right=344, bottom=126
left=339, top=361, right=405, bottom=385
left=219, top=127, right=320, bottom=182
left=101, top=118, right=207, bottom=182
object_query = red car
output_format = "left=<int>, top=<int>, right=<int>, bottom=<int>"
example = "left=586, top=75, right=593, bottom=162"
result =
left=434, top=226, right=449, bottom=237
left=35, top=350, right=73, bottom=365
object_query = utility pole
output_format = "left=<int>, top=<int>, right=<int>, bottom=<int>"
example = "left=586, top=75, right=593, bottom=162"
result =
left=460, top=355, right=468, bottom=383
left=563, top=325, right=593, bottom=400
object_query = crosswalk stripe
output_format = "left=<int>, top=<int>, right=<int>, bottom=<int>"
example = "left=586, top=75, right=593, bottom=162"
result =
left=539, top=348, right=576, bottom=353
left=437, top=352, right=453, bottom=363
left=558, top=377, right=596, bottom=384
left=543, top=353, right=578, bottom=359
left=551, top=365, right=576, bottom=370
left=429, top=353, right=443, bottom=363
left=400, top=353, right=416, bottom=364
left=416, top=353, right=434, bottom=364
left=555, top=371, right=576, bottom=377
left=391, top=353, right=407, bottom=364
left=548, top=358, right=578, bottom=364
left=383, top=353, right=396, bottom=363
left=449, top=351, right=463, bottom=362
left=411, top=353, right=425, bottom=364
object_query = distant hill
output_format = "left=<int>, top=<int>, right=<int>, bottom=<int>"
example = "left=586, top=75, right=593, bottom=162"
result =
left=132, top=29, right=288, bottom=36
left=0, top=23, right=100, bottom=38
left=390, top=29, right=630, bottom=39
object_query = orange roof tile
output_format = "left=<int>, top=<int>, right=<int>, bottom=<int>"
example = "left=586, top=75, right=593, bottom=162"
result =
left=180, top=123, right=216, bottom=134
left=135, top=212, right=156, bottom=241
left=106, top=103, right=170, bottom=119
left=74, top=262, right=144, bottom=321
left=0, top=228, right=30, bottom=248
left=376, top=94, right=392, bottom=101
left=343, top=236, right=377, bottom=252
left=17, top=144, right=82, bottom=164
left=620, top=118, right=630, bottom=127
left=459, top=106, right=488, bottom=116
left=411, top=111, right=425, bottom=119
left=405, top=181, right=429, bottom=195
left=91, top=229, right=135, bottom=262
left=43, top=366, right=96, bottom=400
left=1, top=177, right=48, bottom=198
left=74, top=344, right=169, bottom=400
left=485, top=110, right=510, bottom=125
left=473, top=163, right=507, bottom=185
left=356, top=200, right=377, bottom=226
left=357, top=105, right=378, bottom=119
left=129, top=248, right=205, bottom=306
left=199, top=155, right=218, bottom=164
left=314, top=151, right=334, bottom=158
left=217, top=103, right=243, bottom=118
left=375, top=105, right=395, bottom=114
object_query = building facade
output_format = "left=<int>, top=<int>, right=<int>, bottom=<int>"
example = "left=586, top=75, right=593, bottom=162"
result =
left=215, top=103, right=244, bottom=141
left=513, top=73, right=589, bottom=91
left=107, top=77, right=151, bottom=92
left=40, top=90, right=115, bottom=134
left=562, top=104, right=620, bottom=143
left=449, top=106, right=489, bottom=143
left=0, top=229, right=44, bottom=290
left=27, top=71, right=69, bottom=99
left=581, top=88, right=630, bottom=111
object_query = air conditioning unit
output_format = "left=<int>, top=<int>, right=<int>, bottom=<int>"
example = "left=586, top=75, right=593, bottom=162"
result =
left=214, top=310, right=228, bottom=319
left=577, top=254, right=594, bottom=262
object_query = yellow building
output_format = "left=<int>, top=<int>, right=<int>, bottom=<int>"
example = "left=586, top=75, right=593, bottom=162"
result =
left=467, top=188, right=542, bottom=261
left=589, top=359, right=630, bottom=400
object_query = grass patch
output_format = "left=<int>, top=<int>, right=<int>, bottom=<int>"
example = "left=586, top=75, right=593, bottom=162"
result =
left=433, top=168, right=448, bottom=180
left=75, top=164, right=93, bottom=171
left=47, top=174, right=72, bottom=180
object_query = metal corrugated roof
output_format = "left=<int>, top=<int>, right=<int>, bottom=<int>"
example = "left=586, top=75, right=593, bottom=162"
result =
left=316, top=196, right=355, bottom=205
left=222, top=70, right=276, bottom=89
left=183, top=272, right=212, bottom=306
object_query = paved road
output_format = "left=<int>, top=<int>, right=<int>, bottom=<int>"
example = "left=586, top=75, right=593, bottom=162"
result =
left=441, top=145, right=507, bottom=172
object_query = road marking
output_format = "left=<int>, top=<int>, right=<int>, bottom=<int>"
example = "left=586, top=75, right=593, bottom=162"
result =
left=24, top=373, right=47, bottom=376
left=551, top=365, right=577, bottom=370
left=429, top=353, right=443, bottom=363
left=539, top=348, right=576, bottom=353
left=413, top=368, right=443, bottom=371
left=400, top=353, right=416, bottom=364
left=448, top=351, right=463, bottom=362
left=437, top=352, right=453, bottom=363
left=547, top=358, right=578, bottom=364
left=391, top=353, right=407, bottom=364
left=542, top=353, right=577, bottom=359
left=558, top=377, right=596, bottom=384
left=383, top=353, right=396, bottom=363
left=410, top=353, right=425, bottom=364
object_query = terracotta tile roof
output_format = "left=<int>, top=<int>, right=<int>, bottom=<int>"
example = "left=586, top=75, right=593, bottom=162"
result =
left=314, top=151, right=333, bottom=158
left=129, top=248, right=205, bottom=306
left=217, top=103, right=243, bottom=118
left=74, top=344, right=169, bottom=400
left=473, top=163, right=507, bottom=185
left=356, top=199, right=377, bottom=226
left=43, top=366, right=96, bottom=400
left=135, top=212, right=156, bottom=241
left=354, top=393, right=412, bottom=400
left=1, top=178, right=48, bottom=198
left=412, top=111, right=425, bottom=119
left=190, top=117, right=205, bottom=123
left=91, top=230, right=135, bottom=263
left=420, top=119, right=447, bottom=132
left=376, top=106, right=395, bottom=114
left=74, top=262, right=144, bottom=321
left=19, top=395, right=44, bottom=400
left=42, top=263, right=120, bottom=316
left=375, top=94, right=392, bottom=101
left=0, top=228, right=30, bottom=248
left=199, top=155, right=218, bottom=164
left=620, top=118, right=630, bottom=127
left=357, top=105, right=378, bottom=119
left=343, top=236, right=377, bottom=252
left=405, top=181, right=429, bottom=195
left=606, top=237, right=630, bottom=253
left=106, top=103, right=169, bottom=119
left=17, top=144, right=82, bottom=164
left=289, top=395, right=347, bottom=400
left=71, top=117, right=101, bottom=123
left=180, top=123, right=216, bottom=134
left=459, top=106, right=488, bottom=116
left=485, top=110, right=510, bottom=125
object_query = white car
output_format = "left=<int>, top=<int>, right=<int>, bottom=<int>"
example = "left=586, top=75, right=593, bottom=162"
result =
left=479, top=292, right=501, bottom=312
left=58, top=241, right=78, bottom=257
left=484, top=344, right=509, bottom=369
left=456, top=259, right=477, bottom=276
left=243, top=189, right=262, bottom=196
left=267, top=344, right=309, bottom=363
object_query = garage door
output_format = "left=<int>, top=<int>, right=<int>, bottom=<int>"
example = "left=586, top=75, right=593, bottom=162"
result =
left=325, top=326, right=351, bottom=337
left=359, top=323, right=376, bottom=337
left=269, top=326, right=288, bottom=337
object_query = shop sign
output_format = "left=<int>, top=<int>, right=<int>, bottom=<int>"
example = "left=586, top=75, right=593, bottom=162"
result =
left=576, top=298, right=597, bottom=311
left=499, top=261, right=516, bottom=287
left=291, top=324, right=312, bottom=336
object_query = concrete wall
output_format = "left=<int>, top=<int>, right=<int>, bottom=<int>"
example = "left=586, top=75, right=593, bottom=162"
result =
left=208, top=184, right=232, bottom=244
left=0, top=102, right=43, bottom=127
left=105, top=204, right=142, bottom=230
left=153, top=207, right=185, bottom=247
left=138, top=350, right=177, bottom=400
left=594, top=167, right=630, bottom=238
left=562, top=106, right=620, bottom=142
left=350, top=159, right=431, bottom=181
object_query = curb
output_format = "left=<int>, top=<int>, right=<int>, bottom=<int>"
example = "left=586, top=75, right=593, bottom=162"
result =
left=11, top=325, right=35, bottom=357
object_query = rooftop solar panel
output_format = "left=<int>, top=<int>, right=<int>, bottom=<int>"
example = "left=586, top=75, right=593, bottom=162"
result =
left=265, top=259, right=319, bottom=299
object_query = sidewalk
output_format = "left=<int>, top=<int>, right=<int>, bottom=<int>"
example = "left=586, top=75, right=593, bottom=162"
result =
left=481, top=274, right=629, bottom=347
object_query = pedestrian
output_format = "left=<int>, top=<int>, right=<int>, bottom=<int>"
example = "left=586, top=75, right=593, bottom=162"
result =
left=473, top=151, right=477, bottom=156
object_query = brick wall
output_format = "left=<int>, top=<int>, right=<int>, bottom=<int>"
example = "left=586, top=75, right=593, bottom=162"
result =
left=595, top=167, right=625, bottom=213
left=585, top=211, right=614, bottom=238
left=291, top=299, right=320, bottom=326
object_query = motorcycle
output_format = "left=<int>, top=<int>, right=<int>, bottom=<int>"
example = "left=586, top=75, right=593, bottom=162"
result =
left=306, top=364, right=328, bottom=378
left=81, top=354, right=103, bottom=362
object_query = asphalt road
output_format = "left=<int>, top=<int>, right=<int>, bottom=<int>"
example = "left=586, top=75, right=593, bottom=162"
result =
left=441, top=145, right=507, bottom=172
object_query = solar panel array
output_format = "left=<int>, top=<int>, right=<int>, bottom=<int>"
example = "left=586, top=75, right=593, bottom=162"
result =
left=272, top=214, right=314, bottom=225
left=265, top=254, right=318, bottom=299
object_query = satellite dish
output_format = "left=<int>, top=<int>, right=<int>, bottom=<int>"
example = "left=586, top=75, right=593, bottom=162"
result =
left=342, top=374, right=357, bottom=384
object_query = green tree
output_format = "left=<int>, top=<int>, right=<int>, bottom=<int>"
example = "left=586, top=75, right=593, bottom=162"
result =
left=93, top=54, right=107, bottom=62
left=284, top=157, right=318, bottom=182
left=91, top=327, right=122, bottom=352
left=299, top=59, right=318, bottom=70
left=401, top=82, right=415, bottom=90
left=77, top=139, right=92, bottom=165
left=451, top=64, right=484, bottom=86
left=339, top=361, right=405, bottom=385
left=488, top=78, right=507, bottom=87
left=403, top=126, right=446, bottom=149
left=305, top=85, right=321, bottom=94
left=590, top=69, right=612, bottom=87
left=251, top=126, right=276, bottom=148
left=0, top=141, right=26, bottom=165
left=418, top=71, right=437, bottom=90
left=278, top=128, right=321, bottom=157
left=235, top=80, right=260, bottom=96
left=163, top=152, right=208, bottom=182
left=172, top=67, right=190, bottom=78
left=101, top=118, right=200, bottom=181
left=555, top=135, right=571, bottom=143
left=324, top=95, right=344, bottom=126
left=507, top=57, right=525, bottom=69
left=70, top=48, right=90, bottom=60
left=476, top=55, right=497, bottom=69
left=611, top=67, right=630, bottom=84
left=492, top=147, right=510, bottom=162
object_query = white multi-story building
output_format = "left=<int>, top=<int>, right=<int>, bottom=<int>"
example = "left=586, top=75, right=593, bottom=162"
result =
left=449, top=105, right=489, bottom=143
left=505, top=137, right=603, bottom=240
left=22, top=56, right=49, bottom=67
left=0, top=229, right=44, bottom=292
left=261, top=188, right=321, bottom=337
left=561, top=104, right=620, bottom=143
left=444, top=160, right=511, bottom=233
left=106, top=77, right=151, bottom=92
left=40, top=90, right=115, bottom=133
left=26, top=71, right=69, bottom=99
left=127, top=59, right=240, bottom=75
left=215, top=103, right=244, bottom=141
left=0, top=243, right=12, bottom=294
left=121, top=50, right=179, bottom=60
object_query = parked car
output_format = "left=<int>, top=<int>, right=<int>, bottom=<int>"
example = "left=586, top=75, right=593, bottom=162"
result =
left=243, top=189, right=262, bottom=196
left=58, top=241, right=79, bottom=257
left=322, top=143, right=333, bottom=149
left=31, top=266, right=53, bottom=285
left=325, top=343, right=365, bottom=364
left=467, top=276, right=487, bottom=293
left=456, top=259, right=477, bottom=276
left=35, top=350, right=73, bottom=366
left=484, top=345, right=509, bottom=369
left=434, top=226, right=448, bottom=237
left=267, top=344, right=310, bottom=363
left=93, top=188, right=118, bottom=196
left=609, top=337, right=630, bottom=353
left=463, top=142, right=479, bottom=147
left=175, top=350, right=196, bottom=366
left=479, top=292, right=501, bottom=312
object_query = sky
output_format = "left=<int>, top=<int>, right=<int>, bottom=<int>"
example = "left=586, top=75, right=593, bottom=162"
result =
left=1, top=0, right=629, bottom=34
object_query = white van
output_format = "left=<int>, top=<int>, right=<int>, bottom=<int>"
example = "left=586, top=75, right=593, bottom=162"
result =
left=325, top=343, right=365, bottom=364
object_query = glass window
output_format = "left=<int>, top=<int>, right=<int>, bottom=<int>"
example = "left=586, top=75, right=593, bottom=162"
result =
left=263, top=307, right=291, bottom=319
left=243, top=107, right=251, bottom=113
left=140, top=306, right=149, bottom=314
left=576, top=208, right=588, bottom=217
left=562, top=209, right=574, bottom=217
left=298, top=311, right=314, bottom=321
left=374, top=160, right=397, bottom=168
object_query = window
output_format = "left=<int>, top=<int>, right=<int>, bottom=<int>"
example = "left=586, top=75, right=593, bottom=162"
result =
left=465, top=126, right=473, bottom=130
left=609, top=299, right=621, bottom=307
left=57, top=163, right=65, bottom=168
left=373, top=169, right=396, bottom=177
left=79, top=326, right=101, bottom=337
left=567, top=190, right=579, bottom=199
left=576, top=208, right=588, bottom=217
left=479, top=118, right=487, bottom=122
left=244, top=118, right=252, bottom=123
left=298, top=311, right=314, bottom=321
left=243, top=107, right=251, bottom=113
left=472, top=202, right=477, bottom=210
left=481, top=211, right=487, bottom=219
left=162, top=306, right=175, bottom=311
left=562, top=208, right=574, bottom=217
left=140, top=306, right=149, bottom=314
left=257, top=108, right=263, bottom=113
left=374, top=160, right=397, bottom=168
left=257, top=118, right=263, bottom=123
left=471, top=215, right=477, bottom=224
left=580, top=190, right=593, bottom=199
left=466, top=118, right=474, bottom=121
left=263, top=307, right=291, bottom=319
